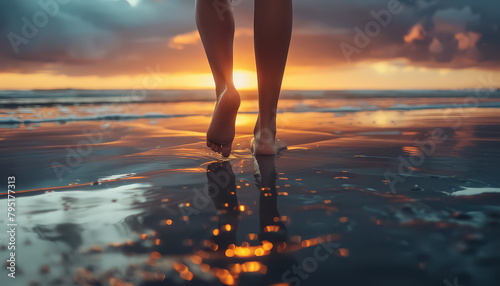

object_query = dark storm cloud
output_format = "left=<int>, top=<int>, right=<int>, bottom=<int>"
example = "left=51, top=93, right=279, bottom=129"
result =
left=290, top=0, right=500, bottom=68
left=0, top=0, right=499, bottom=76
left=0, top=0, right=198, bottom=75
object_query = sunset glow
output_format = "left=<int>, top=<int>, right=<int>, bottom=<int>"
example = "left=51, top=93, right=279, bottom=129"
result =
left=1, top=1, right=499, bottom=90
left=1, top=66, right=499, bottom=91
left=233, top=70, right=258, bottom=90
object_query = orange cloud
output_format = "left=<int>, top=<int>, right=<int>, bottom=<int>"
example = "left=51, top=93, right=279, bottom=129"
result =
left=404, top=23, right=426, bottom=43
left=455, top=32, right=481, bottom=51
left=168, top=31, right=201, bottom=50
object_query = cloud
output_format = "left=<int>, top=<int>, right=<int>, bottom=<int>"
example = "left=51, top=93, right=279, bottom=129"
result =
left=432, top=6, right=480, bottom=34
left=404, top=23, right=426, bottom=43
left=429, top=37, right=443, bottom=54
left=0, top=0, right=499, bottom=78
left=400, top=5, right=487, bottom=65
left=168, top=30, right=200, bottom=50
left=455, top=32, right=481, bottom=51
left=0, top=0, right=204, bottom=75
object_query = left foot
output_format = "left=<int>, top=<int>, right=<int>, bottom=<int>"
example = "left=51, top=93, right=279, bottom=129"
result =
left=206, top=86, right=241, bottom=157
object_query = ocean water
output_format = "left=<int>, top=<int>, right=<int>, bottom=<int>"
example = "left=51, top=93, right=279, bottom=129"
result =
left=1, top=89, right=500, bottom=125
left=1, top=90, right=500, bottom=286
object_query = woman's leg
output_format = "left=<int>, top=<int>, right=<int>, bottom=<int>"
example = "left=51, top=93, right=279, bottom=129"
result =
left=196, top=0, right=241, bottom=157
left=253, top=0, right=293, bottom=155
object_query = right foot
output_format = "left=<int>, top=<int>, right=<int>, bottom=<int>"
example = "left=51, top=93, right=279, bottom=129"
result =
left=252, top=118, right=287, bottom=156
left=206, top=86, right=241, bottom=157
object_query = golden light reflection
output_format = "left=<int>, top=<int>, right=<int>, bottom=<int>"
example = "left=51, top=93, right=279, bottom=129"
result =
left=371, top=110, right=393, bottom=127
left=262, top=241, right=273, bottom=251
left=216, top=268, right=236, bottom=285
left=162, top=219, right=172, bottom=226
left=150, top=251, right=162, bottom=260
left=230, top=263, right=242, bottom=274
left=235, top=113, right=255, bottom=127
left=190, top=255, right=202, bottom=265
left=225, top=249, right=235, bottom=257
left=264, top=225, right=281, bottom=232
left=234, top=246, right=252, bottom=257
left=200, top=264, right=210, bottom=272
left=255, top=248, right=265, bottom=256
left=180, top=271, right=194, bottom=281
left=248, top=233, right=258, bottom=240
left=174, top=263, right=188, bottom=273
left=178, top=234, right=343, bottom=285
left=241, top=261, right=266, bottom=273
left=403, top=146, right=421, bottom=156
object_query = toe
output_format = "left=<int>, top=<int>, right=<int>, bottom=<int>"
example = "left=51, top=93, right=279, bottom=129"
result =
left=207, top=140, right=212, bottom=147
left=221, top=143, right=232, bottom=157
left=211, top=143, right=218, bottom=152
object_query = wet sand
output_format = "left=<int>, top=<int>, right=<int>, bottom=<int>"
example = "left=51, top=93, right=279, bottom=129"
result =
left=1, top=95, right=500, bottom=286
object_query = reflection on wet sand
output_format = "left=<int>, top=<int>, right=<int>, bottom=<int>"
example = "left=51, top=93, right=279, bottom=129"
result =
left=197, top=158, right=295, bottom=285
left=52, top=156, right=320, bottom=286
left=3, top=95, right=500, bottom=286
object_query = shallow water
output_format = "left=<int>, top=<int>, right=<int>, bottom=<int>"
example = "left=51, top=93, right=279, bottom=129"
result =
left=1, top=92, right=500, bottom=286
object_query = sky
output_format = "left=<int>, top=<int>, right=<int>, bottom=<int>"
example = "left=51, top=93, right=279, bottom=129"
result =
left=0, top=0, right=499, bottom=90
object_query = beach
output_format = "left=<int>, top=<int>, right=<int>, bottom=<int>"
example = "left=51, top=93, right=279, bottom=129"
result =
left=1, top=89, right=500, bottom=286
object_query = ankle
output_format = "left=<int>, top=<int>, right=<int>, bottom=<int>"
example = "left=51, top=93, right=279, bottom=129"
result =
left=255, top=126, right=276, bottom=145
left=256, top=114, right=276, bottom=131
left=215, top=83, right=236, bottom=98
left=215, top=85, right=226, bottom=98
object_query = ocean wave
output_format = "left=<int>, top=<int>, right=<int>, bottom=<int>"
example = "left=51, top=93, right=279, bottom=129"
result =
left=1, top=89, right=499, bottom=107
left=2, top=101, right=500, bottom=125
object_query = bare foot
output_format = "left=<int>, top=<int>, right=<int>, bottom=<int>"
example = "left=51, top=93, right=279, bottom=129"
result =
left=251, top=119, right=287, bottom=156
left=251, top=137, right=287, bottom=156
left=206, top=86, right=241, bottom=157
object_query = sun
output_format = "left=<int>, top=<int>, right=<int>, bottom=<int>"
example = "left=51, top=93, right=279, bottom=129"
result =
left=125, top=0, right=140, bottom=7
left=233, top=70, right=257, bottom=90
